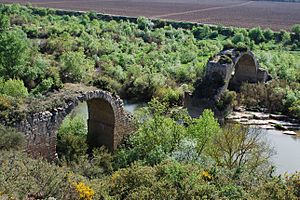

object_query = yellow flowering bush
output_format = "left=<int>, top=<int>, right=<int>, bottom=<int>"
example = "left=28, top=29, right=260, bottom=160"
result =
left=73, top=182, right=95, bottom=200
left=111, top=171, right=120, bottom=182
left=201, top=170, right=212, bottom=181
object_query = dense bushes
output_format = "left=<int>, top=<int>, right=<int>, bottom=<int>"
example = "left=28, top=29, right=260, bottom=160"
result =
left=0, top=102, right=299, bottom=199
left=0, top=78, right=28, bottom=98
left=1, top=151, right=297, bottom=199
left=238, top=81, right=300, bottom=119
left=0, top=4, right=298, bottom=104
left=0, top=151, right=77, bottom=200
left=0, top=4, right=300, bottom=199
left=60, top=49, right=94, bottom=83
left=114, top=99, right=271, bottom=173
left=0, top=125, right=24, bottom=150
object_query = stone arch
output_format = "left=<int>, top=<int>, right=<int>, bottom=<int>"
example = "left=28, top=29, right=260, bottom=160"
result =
left=13, top=85, right=134, bottom=159
left=228, top=52, right=259, bottom=91
left=184, top=49, right=271, bottom=117
left=204, top=49, right=271, bottom=100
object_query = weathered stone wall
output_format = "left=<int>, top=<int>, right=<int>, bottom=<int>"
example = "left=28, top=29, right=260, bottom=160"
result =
left=202, top=49, right=271, bottom=100
left=185, top=49, right=271, bottom=118
left=13, top=88, right=134, bottom=160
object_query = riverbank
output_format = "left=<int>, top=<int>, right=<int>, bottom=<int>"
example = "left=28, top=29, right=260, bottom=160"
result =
left=226, top=109, right=300, bottom=134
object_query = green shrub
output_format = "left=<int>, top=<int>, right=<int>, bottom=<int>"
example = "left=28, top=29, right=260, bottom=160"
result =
left=192, top=25, right=212, bottom=40
left=154, top=87, right=182, bottom=106
left=68, top=147, right=113, bottom=179
left=232, top=33, right=245, bottom=44
left=57, top=116, right=88, bottom=162
left=285, top=172, right=300, bottom=197
left=0, top=95, right=13, bottom=110
left=31, top=77, right=54, bottom=95
left=0, top=78, right=28, bottom=98
left=289, top=100, right=300, bottom=119
left=92, top=75, right=122, bottom=94
left=0, top=151, right=76, bottom=199
left=60, top=49, right=94, bottom=83
left=0, top=14, right=10, bottom=31
left=263, top=28, right=274, bottom=41
left=216, top=90, right=237, bottom=111
left=292, top=24, right=300, bottom=35
left=0, top=125, right=24, bottom=150
left=249, top=27, right=265, bottom=44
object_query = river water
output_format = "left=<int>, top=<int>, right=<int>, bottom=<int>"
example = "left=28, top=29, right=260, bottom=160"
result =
left=70, top=102, right=300, bottom=175
left=263, top=129, right=300, bottom=174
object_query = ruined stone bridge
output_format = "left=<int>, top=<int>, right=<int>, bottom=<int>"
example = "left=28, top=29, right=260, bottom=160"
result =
left=13, top=84, right=134, bottom=159
left=185, top=48, right=272, bottom=117
left=8, top=49, right=271, bottom=158
left=205, top=48, right=271, bottom=97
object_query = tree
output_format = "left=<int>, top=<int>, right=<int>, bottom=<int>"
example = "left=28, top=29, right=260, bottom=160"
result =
left=208, top=124, right=273, bottom=172
left=0, top=29, right=30, bottom=79
left=232, top=33, right=245, bottom=44
left=188, top=109, right=221, bottom=154
left=137, top=17, right=153, bottom=30
left=192, top=25, right=212, bottom=40
left=249, top=27, right=265, bottom=44
left=292, top=24, right=300, bottom=35
left=0, top=124, right=24, bottom=150
left=263, top=28, right=274, bottom=41
left=0, top=14, right=10, bottom=31
left=280, top=30, right=291, bottom=45
left=60, top=49, right=94, bottom=83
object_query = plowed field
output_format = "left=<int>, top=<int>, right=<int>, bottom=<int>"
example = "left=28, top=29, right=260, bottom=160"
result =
left=1, top=0, right=300, bottom=30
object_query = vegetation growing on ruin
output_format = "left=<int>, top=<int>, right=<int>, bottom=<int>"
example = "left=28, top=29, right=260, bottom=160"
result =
left=0, top=3, right=300, bottom=199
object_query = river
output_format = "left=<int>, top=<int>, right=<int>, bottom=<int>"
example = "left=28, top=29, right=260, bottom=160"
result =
left=70, top=101, right=300, bottom=175
left=263, top=129, right=300, bottom=174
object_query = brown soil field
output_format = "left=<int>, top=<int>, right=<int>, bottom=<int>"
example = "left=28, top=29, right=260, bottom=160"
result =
left=1, top=0, right=300, bottom=30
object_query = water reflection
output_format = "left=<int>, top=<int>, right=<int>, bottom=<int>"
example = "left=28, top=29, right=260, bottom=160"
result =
left=262, top=129, right=300, bottom=174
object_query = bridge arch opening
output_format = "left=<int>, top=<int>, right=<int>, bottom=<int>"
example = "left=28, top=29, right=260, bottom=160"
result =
left=228, top=53, right=258, bottom=91
left=58, top=98, right=116, bottom=158
left=87, top=98, right=115, bottom=152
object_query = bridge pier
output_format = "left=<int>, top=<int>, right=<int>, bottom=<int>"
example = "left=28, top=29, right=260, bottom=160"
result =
left=185, top=48, right=272, bottom=118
